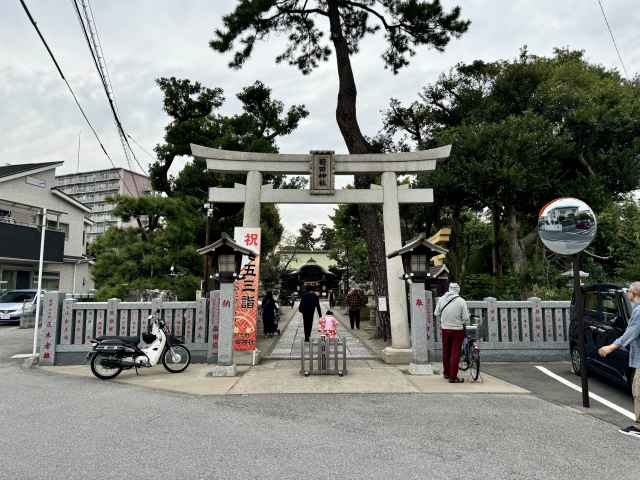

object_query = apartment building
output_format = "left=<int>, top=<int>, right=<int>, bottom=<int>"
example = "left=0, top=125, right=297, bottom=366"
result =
left=0, top=162, right=94, bottom=293
left=55, top=168, right=151, bottom=243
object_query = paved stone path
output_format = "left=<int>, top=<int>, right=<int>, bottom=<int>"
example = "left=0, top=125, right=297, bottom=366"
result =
left=269, top=301, right=375, bottom=359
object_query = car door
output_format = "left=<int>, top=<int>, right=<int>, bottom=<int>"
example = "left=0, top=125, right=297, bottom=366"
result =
left=592, top=290, right=628, bottom=382
left=581, top=290, right=601, bottom=366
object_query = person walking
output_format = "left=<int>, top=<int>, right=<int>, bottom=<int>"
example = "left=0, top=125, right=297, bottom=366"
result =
left=261, top=291, right=277, bottom=337
left=346, top=285, right=364, bottom=329
left=299, top=285, right=322, bottom=342
left=598, top=281, right=640, bottom=438
left=434, top=282, right=470, bottom=383
left=329, top=290, right=336, bottom=309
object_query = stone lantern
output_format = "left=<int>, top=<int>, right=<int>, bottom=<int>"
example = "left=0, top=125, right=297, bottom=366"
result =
left=387, top=234, right=447, bottom=375
left=197, top=233, right=256, bottom=376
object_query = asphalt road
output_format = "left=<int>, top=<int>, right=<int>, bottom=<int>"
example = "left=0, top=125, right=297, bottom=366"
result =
left=1, top=325, right=639, bottom=479
left=485, top=362, right=635, bottom=428
left=0, top=324, right=33, bottom=362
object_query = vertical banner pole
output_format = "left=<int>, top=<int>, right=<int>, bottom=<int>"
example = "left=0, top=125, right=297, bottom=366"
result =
left=31, top=207, right=47, bottom=361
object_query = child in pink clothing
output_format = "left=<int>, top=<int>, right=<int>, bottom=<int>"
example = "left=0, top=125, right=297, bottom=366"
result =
left=318, top=311, right=338, bottom=338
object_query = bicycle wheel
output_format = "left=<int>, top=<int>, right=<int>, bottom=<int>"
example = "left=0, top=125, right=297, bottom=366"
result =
left=469, top=345, right=480, bottom=381
left=459, top=342, right=470, bottom=371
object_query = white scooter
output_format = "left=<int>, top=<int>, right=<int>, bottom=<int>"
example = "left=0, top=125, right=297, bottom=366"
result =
left=88, top=312, right=191, bottom=380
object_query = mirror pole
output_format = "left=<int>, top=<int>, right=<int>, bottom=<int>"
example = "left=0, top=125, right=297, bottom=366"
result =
left=574, top=253, right=590, bottom=408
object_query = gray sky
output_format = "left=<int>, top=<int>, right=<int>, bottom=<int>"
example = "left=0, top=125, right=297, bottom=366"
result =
left=2, top=1, right=638, bottom=236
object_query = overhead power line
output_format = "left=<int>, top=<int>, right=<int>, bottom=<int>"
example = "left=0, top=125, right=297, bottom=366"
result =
left=82, top=0, right=149, bottom=178
left=596, top=0, right=629, bottom=78
left=71, top=0, right=145, bottom=195
left=17, top=0, right=134, bottom=195
left=127, top=133, right=158, bottom=163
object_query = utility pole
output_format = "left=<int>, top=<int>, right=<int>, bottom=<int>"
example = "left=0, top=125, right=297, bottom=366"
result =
left=573, top=253, right=590, bottom=408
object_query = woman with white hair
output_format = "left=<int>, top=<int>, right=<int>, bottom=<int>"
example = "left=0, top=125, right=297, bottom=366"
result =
left=434, top=282, right=470, bottom=383
left=599, top=281, right=640, bottom=438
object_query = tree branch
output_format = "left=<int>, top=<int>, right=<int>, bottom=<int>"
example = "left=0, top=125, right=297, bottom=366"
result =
left=345, top=1, right=392, bottom=29
left=578, top=151, right=596, bottom=177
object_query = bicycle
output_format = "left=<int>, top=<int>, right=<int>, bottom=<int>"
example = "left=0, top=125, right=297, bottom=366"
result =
left=458, top=315, right=481, bottom=382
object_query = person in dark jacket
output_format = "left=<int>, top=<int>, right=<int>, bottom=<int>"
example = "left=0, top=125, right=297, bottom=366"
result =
left=329, top=290, right=336, bottom=309
left=262, top=291, right=277, bottom=337
left=299, top=285, right=322, bottom=342
left=346, top=286, right=364, bottom=329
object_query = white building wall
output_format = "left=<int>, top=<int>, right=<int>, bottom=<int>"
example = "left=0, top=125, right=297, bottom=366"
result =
left=0, top=169, right=87, bottom=258
left=46, top=262, right=94, bottom=294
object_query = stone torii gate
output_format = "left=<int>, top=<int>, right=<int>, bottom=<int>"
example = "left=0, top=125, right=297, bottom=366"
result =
left=191, top=143, right=451, bottom=363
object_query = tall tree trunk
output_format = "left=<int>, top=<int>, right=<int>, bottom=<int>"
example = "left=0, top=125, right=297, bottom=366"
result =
left=506, top=206, right=528, bottom=276
left=491, top=204, right=503, bottom=285
left=327, top=0, right=390, bottom=339
left=448, top=206, right=466, bottom=282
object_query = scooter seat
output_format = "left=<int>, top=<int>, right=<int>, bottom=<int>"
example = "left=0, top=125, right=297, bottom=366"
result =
left=95, top=335, right=140, bottom=346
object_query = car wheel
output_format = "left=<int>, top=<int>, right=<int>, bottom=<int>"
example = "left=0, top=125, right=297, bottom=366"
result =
left=570, top=346, right=585, bottom=376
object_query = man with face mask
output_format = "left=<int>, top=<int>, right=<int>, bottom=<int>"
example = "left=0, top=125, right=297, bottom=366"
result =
left=599, top=281, right=640, bottom=438
left=434, top=282, right=470, bottom=383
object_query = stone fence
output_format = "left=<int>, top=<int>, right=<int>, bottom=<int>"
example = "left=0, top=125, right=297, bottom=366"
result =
left=39, top=292, right=219, bottom=366
left=38, top=292, right=570, bottom=365
left=428, top=297, right=571, bottom=361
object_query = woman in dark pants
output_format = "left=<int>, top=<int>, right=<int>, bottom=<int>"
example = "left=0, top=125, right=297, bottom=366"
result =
left=262, top=291, right=277, bottom=336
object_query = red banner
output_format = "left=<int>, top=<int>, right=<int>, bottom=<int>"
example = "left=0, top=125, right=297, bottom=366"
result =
left=233, top=228, right=261, bottom=350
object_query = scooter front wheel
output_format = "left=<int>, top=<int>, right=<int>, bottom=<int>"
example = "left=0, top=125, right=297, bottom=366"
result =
left=162, top=345, right=191, bottom=373
left=90, top=353, right=123, bottom=380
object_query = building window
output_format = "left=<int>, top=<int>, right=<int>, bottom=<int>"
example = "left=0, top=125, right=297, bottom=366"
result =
left=34, top=272, right=60, bottom=290
left=1, top=270, right=16, bottom=290
left=47, top=220, right=69, bottom=242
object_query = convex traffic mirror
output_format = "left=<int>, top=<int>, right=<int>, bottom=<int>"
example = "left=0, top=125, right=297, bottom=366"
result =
left=538, top=198, right=597, bottom=256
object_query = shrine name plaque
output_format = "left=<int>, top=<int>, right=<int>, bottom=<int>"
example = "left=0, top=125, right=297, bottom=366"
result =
left=310, top=150, right=335, bottom=195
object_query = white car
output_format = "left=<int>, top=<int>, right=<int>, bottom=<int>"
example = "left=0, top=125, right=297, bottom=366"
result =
left=0, top=289, right=39, bottom=324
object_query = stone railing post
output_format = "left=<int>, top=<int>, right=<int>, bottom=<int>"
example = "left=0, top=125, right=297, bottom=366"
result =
left=106, top=298, right=120, bottom=336
left=151, top=297, right=162, bottom=319
left=528, top=297, right=543, bottom=345
left=59, top=296, right=76, bottom=345
left=484, top=297, right=499, bottom=345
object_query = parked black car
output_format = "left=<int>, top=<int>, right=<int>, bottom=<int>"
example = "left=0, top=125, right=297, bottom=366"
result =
left=569, top=283, right=634, bottom=390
